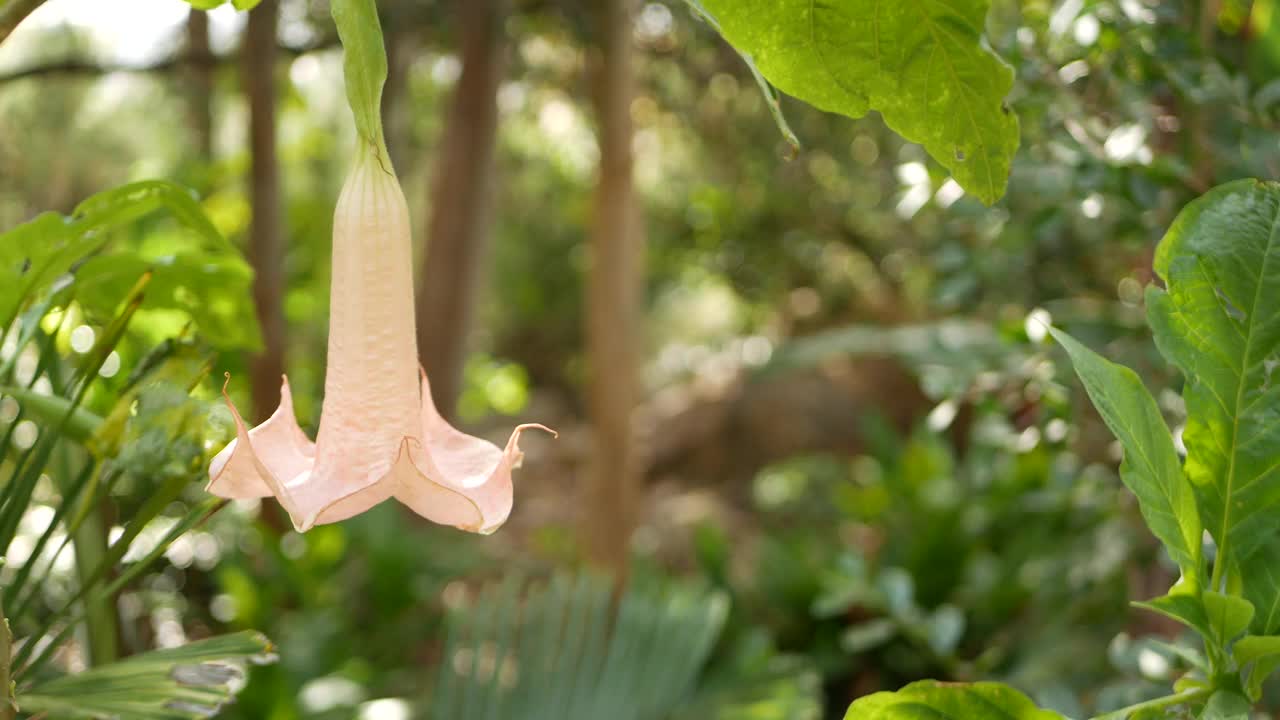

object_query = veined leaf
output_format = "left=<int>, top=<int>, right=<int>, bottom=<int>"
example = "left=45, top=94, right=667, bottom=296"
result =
left=842, top=680, right=1061, bottom=719
left=696, top=0, right=1019, bottom=204
left=74, top=252, right=261, bottom=351
left=0, top=180, right=244, bottom=330
left=1146, top=180, right=1280, bottom=569
left=1201, top=691, right=1251, bottom=720
left=20, top=631, right=275, bottom=720
left=1132, top=592, right=1211, bottom=640
left=1203, top=591, right=1254, bottom=648
left=1049, top=327, right=1202, bottom=587
left=681, top=0, right=800, bottom=155
left=1241, top=536, right=1280, bottom=634
left=1233, top=634, right=1280, bottom=699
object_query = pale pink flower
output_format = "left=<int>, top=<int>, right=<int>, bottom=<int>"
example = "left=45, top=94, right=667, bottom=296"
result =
left=207, top=151, right=552, bottom=533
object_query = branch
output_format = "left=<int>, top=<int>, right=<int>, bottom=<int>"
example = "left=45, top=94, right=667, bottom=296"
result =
left=0, top=36, right=339, bottom=85
left=0, top=0, right=47, bottom=46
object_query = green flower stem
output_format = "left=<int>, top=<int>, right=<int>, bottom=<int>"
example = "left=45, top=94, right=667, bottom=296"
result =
left=0, top=595, right=13, bottom=720
left=1088, top=688, right=1211, bottom=720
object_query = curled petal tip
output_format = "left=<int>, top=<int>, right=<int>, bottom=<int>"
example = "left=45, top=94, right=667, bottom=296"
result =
left=514, top=423, right=558, bottom=439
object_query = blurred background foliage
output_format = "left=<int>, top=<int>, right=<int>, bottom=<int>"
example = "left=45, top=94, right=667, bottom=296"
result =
left=1, top=0, right=1277, bottom=717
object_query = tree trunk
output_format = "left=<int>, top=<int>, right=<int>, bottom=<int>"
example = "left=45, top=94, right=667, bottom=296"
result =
left=243, top=0, right=286, bottom=424
left=416, top=0, right=506, bottom=419
left=382, top=25, right=415, bottom=173
left=0, top=0, right=47, bottom=46
left=582, top=0, right=642, bottom=575
left=185, top=7, right=214, bottom=163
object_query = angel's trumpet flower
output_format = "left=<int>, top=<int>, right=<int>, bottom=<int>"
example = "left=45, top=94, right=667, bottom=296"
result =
left=207, top=149, right=552, bottom=533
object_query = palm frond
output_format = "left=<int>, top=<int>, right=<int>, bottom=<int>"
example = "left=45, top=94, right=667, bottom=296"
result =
left=19, top=631, right=275, bottom=719
left=430, top=571, right=729, bottom=720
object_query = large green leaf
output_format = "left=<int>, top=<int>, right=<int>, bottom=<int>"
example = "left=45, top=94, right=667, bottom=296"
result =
left=842, top=680, right=1061, bottom=719
left=74, top=252, right=261, bottom=351
left=1146, top=180, right=1280, bottom=570
left=20, top=631, right=274, bottom=719
left=1049, top=327, right=1202, bottom=586
left=696, top=0, right=1019, bottom=204
left=0, top=180, right=251, bottom=341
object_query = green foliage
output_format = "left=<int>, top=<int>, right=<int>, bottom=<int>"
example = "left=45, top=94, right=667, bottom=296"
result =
left=1048, top=179, right=1280, bottom=717
left=0, top=180, right=260, bottom=350
left=842, top=680, right=1061, bottom=719
left=331, top=0, right=390, bottom=156
left=19, top=631, right=275, bottom=719
left=1146, top=180, right=1280, bottom=576
left=0, top=178, right=271, bottom=718
left=694, top=0, right=1019, bottom=204
left=1047, top=327, right=1202, bottom=588
left=430, top=572, right=729, bottom=719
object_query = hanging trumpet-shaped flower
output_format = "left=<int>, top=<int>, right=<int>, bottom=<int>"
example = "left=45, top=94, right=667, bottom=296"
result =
left=206, top=0, right=551, bottom=534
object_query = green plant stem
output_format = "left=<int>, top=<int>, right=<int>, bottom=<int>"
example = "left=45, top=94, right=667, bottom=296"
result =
left=1210, top=540, right=1226, bottom=592
left=58, top=447, right=117, bottom=667
left=1088, top=688, right=1212, bottom=720
left=0, top=596, right=14, bottom=720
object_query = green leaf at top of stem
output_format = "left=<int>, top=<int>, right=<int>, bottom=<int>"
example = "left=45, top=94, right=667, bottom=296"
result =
left=330, top=0, right=391, bottom=166
left=695, top=0, right=1019, bottom=205
left=842, top=680, right=1062, bottom=719
left=1146, top=179, right=1280, bottom=588
left=1048, top=326, right=1203, bottom=591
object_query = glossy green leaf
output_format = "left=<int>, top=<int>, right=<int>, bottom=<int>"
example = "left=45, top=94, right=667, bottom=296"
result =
left=1241, top=536, right=1280, bottom=634
left=330, top=0, right=389, bottom=155
left=70, top=180, right=227, bottom=252
left=74, top=252, right=261, bottom=351
left=681, top=0, right=800, bottom=155
left=1234, top=634, right=1280, bottom=699
left=21, top=631, right=275, bottom=719
left=1132, top=592, right=1211, bottom=640
left=1200, top=691, right=1251, bottom=720
left=1049, top=327, right=1202, bottom=587
left=1147, top=180, right=1280, bottom=568
left=0, top=180, right=241, bottom=329
left=842, top=680, right=1061, bottom=719
left=697, top=0, right=1019, bottom=204
left=0, top=212, right=102, bottom=327
left=1203, top=591, right=1254, bottom=648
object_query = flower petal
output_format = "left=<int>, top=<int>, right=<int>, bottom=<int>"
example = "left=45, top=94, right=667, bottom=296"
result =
left=380, top=438, right=486, bottom=530
left=207, top=375, right=314, bottom=504
left=404, top=371, right=556, bottom=533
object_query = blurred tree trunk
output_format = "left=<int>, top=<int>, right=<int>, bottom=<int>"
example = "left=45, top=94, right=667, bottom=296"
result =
left=1190, top=0, right=1222, bottom=189
left=416, top=0, right=506, bottom=418
left=582, top=0, right=642, bottom=575
left=243, top=0, right=286, bottom=424
left=0, top=0, right=46, bottom=45
left=382, top=24, right=415, bottom=172
left=185, top=8, right=214, bottom=163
